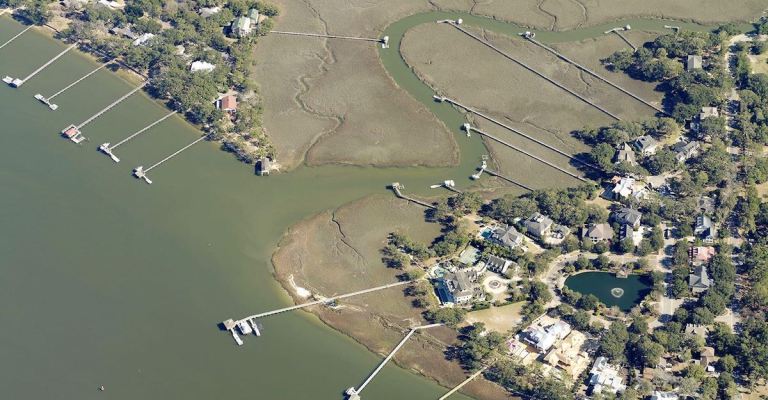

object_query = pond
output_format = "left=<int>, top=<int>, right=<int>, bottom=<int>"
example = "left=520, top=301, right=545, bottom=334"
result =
left=564, top=271, right=652, bottom=311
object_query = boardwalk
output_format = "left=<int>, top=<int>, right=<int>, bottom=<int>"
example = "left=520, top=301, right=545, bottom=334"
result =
left=464, top=124, right=587, bottom=182
left=0, top=25, right=31, bottom=50
left=76, top=82, right=148, bottom=130
left=346, top=323, right=443, bottom=399
left=522, top=37, right=666, bottom=115
left=43, top=59, right=113, bottom=102
left=442, top=21, right=621, bottom=121
left=11, top=44, right=77, bottom=87
left=390, top=182, right=436, bottom=209
left=270, top=30, right=389, bottom=48
left=438, top=365, right=490, bottom=400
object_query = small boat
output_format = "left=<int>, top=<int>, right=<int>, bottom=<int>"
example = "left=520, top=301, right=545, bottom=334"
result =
left=237, top=320, right=252, bottom=335
left=231, top=330, right=243, bottom=346
left=2, top=76, right=12, bottom=84
left=249, top=319, right=261, bottom=337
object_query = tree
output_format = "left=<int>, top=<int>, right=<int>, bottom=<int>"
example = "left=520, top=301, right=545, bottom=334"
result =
left=645, top=148, right=678, bottom=175
left=425, top=307, right=466, bottom=327
left=600, top=321, right=629, bottom=363
left=591, top=143, right=617, bottom=171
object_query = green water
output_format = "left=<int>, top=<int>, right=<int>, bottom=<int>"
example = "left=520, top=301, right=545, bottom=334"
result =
left=0, top=11, right=721, bottom=400
left=564, top=272, right=652, bottom=311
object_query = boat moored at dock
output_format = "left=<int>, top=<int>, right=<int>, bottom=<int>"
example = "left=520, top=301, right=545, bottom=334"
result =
left=237, top=320, right=252, bottom=335
left=132, top=166, right=152, bottom=184
left=34, top=94, right=58, bottom=110
left=249, top=319, right=261, bottom=336
left=98, top=143, right=120, bottom=162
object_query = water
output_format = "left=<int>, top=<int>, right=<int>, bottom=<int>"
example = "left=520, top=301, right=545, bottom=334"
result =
left=564, top=272, right=652, bottom=311
left=0, top=12, right=721, bottom=399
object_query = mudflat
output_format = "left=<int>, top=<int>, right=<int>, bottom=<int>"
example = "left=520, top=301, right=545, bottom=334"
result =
left=272, top=195, right=512, bottom=400
left=252, top=0, right=459, bottom=170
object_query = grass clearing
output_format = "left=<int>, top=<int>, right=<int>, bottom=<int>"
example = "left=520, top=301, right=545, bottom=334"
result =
left=465, top=302, right=526, bottom=333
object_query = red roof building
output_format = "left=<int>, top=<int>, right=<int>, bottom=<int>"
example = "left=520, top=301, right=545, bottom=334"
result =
left=63, top=127, right=79, bottom=138
left=218, top=95, right=237, bottom=112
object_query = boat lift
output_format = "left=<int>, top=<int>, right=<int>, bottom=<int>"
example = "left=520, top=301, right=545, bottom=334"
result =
left=133, top=135, right=208, bottom=184
left=99, top=111, right=176, bottom=162
left=4, top=43, right=77, bottom=88
left=36, top=58, right=114, bottom=110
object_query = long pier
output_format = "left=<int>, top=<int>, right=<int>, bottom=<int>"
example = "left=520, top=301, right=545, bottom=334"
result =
left=438, top=365, right=490, bottom=400
left=389, top=182, right=437, bottom=209
left=270, top=30, right=389, bottom=48
left=464, top=123, right=587, bottom=182
left=75, top=82, right=147, bottom=130
left=435, top=95, right=599, bottom=171
left=346, top=323, right=443, bottom=399
left=484, top=168, right=534, bottom=191
left=0, top=25, right=32, bottom=50
left=133, top=134, right=207, bottom=184
left=37, top=58, right=113, bottom=109
left=442, top=20, right=621, bottom=121
left=522, top=36, right=667, bottom=115
left=99, top=111, right=176, bottom=162
left=609, top=29, right=638, bottom=52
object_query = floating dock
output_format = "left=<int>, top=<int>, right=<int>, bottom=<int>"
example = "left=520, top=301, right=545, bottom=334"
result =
left=5, top=43, right=77, bottom=88
left=36, top=58, right=114, bottom=110
left=133, top=135, right=207, bottom=184
left=99, top=110, right=176, bottom=163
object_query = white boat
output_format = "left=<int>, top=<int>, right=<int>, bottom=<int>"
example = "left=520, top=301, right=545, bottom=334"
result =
left=10, top=78, right=23, bottom=87
left=230, top=330, right=243, bottom=346
left=237, top=320, right=252, bottom=335
left=2, top=76, right=12, bottom=84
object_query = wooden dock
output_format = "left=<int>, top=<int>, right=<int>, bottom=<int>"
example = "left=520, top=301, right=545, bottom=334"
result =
left=442, top=21, right=621, bottom=121
left=438, top=365, right=490, bottom=400
left=389, top=182, right=436, bottom=209
left=270, top=30, right=389, bottom=48
left=0, top=25, right=32, bottom=50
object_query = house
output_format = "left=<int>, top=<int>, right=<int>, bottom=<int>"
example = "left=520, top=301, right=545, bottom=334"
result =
left=217, top=95, right=237, bottom=112
left=613, top=207, right=642, bottom=228
left=689, top=265, right=711, bottom=294
left=694, top=214, right=716, bottom=243
left=620, top=225, right=644, bottom=246
left=672, top=140, right=701, bottom=163
left=685, top=323, right=709, bottom=339
left=199, top=6, right=221, bottom=17
left=489, top=225, right=525, bottom=250
left=634, top=135, right=660, bottom=156
left=690, top=246, right=716, bottom=264
left=546, top=224, right=571, bottom=245
left=131, top=33, right=155, bottom=46
left=687, top=54, right=702, bottom=71
left=110, top=26, right=138, bottom=40
left=436, top=269, right=480, bottom=305
left=522, top=319, right=572, bottom=353
left=98, top=0, right=124, bottom=10
left=697, top=195, right=716, bottom=215
left=190, top=60, right=216, bottom=73
left=523, top=212, right=553, bottom=239
left=256, top=157, right=272, bottom=176
left=588, top=357, right=626, bottom=395
left=610, top=176, right=648, bottom=201
left=583, top=223, right=615, bottom=243
left=698, top=347, right=718, bottom=371
left=651, top=391, right=679, bottom=400
left=542, top=330, right=591, bottom=380
left=231, top=16, right=253, bottom=37
left=248, top=8, right=260, bottom=23
left=692, top=106, right=720, bottom=135
left=614, top=143, right=637, bottom=166
left=486, top=255, right=513, bottom=275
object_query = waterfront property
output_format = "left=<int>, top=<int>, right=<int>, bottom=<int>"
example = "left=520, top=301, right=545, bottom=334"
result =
left=564, top=272, right=652, bottom=311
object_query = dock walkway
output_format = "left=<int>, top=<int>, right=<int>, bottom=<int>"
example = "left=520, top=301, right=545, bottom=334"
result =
left=438, top=365, right=490, bottom=400
left=76, top=82, right=148, bottom=130
left=270, top=30, right=389, bottom=47
left=5, top=43, right=76, bottom=87
left=0, top=25, right=31, bottom=50
left=464, top=123, right=587, bottom=182
left=523, top=36, right=664, bottom=114
left=389, top=183, right=436, bottom=209
left=41, top=59, right=113, bottom=106
left=442, top=21, right=621, bottom=121
left=346, top=323, right=443, bottom=399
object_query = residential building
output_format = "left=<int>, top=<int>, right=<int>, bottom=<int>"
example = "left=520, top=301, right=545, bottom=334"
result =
left=672, top=140, right=701, bottom=163
left=231, top=16, right=253, bottom=37
left=687, top=54, right=702, bottom=71
left=248, top=8, right=260, bottom=23
left=692, top=106, right=720, bottom=136
left=486, top=255, right=513, bottom=275
left=489, top=225, right=525, bottom=250
left=589, top=357, right=626, bottom=395
left=583, top=223, right=615, bottom=243
left=685, top=323, right=709, bottom=339
left=689, top=265, right=711, bottom=294
left=634, top=135, right=660, bottom=156
left=256, top=157, right=272, bottom=176
left=546, top=224, right=571, bottom=245
left=690, top=246, right=716, bottom=264
left=620, top=225, right=644, bottom=246
left=651, top=391, right=679, bottom=400
left=523, top=212, right=553, bottom=239
left=132, top=33, right=155, bottom=46
left=694, top=214, right=716, bottom=243
left=199, top=6, right=221, bottom=18
left=542, top=330, right=591, bottom=380
left=614, top=143, right=637, bottom=166
left=698, top=347, right=718, bottom=372
left=110, top=26, right=138, bottom=40
left=697, top=195, right=716, bottom=215
left=216, top=95, right=237, bottom=112
left=611, top=176, right=649, bottom=201
left=613, top=207, right=642, bottom=228
left=522, top=319, right=572, bottom=353
left=190, top=60, right=216, bottom=73
left=436, top=269, right=480, bottom=305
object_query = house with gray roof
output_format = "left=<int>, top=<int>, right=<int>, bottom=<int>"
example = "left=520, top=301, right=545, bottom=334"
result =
left=687, top=55, right=702, bottom=72
left=672, top=140, right=701, bottom=163
left=694, top=214, right=716, bottom=244
left=689, top=265, right=711, bottom=294
left=614, top=143, right=637, bottom=166
left=613, top=207, right=642, bottom=228
left=486, top=255, right=513, bottom=275
left=490, top=225, right=525, bottom=250
left=523, top=212, right=554, bottom=239
left=436, top=269, right=480, bottom=305
left=634, top=135, right=660, bottom=156
left=583, top=223, right=615, bottom=243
